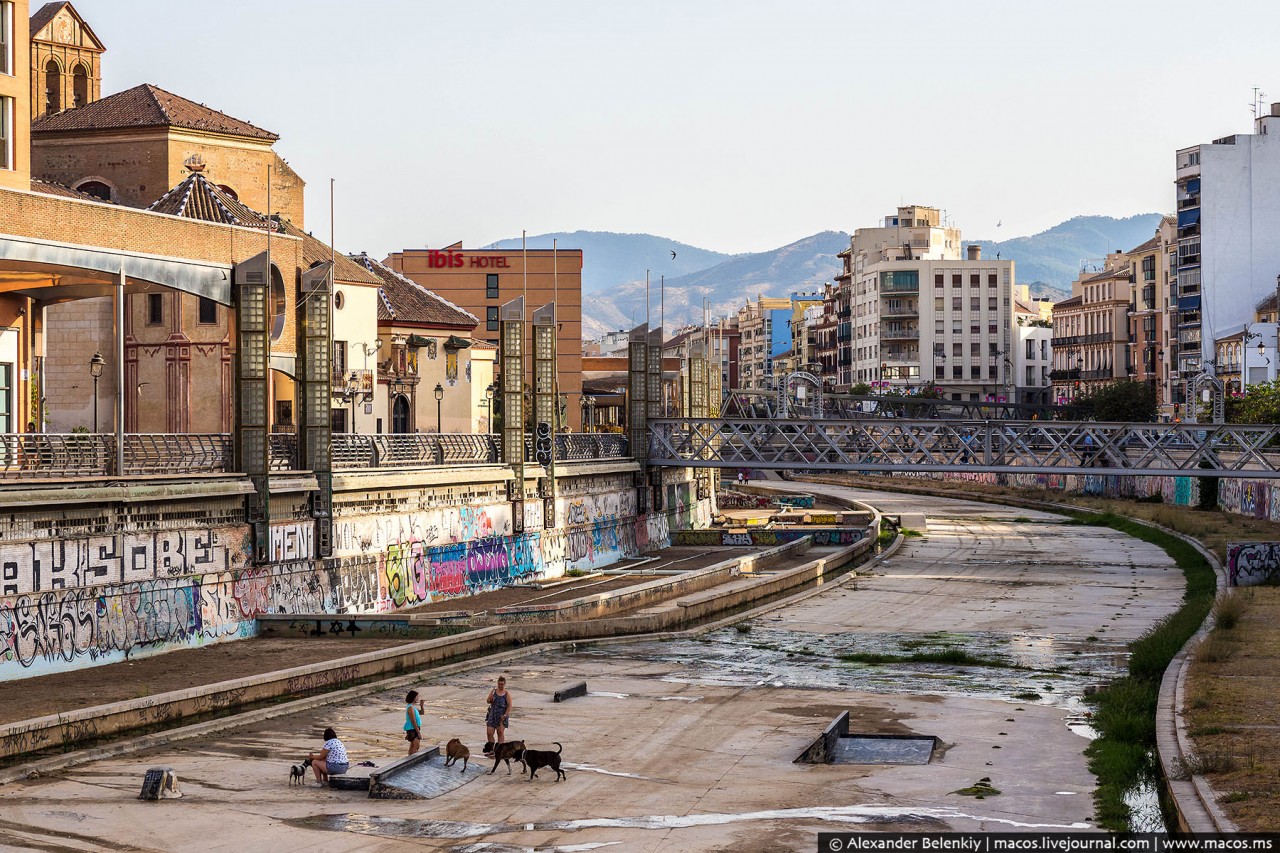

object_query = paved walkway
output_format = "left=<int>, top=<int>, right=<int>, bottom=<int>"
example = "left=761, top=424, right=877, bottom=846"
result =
left=0, top=485, right=1186, bottom=851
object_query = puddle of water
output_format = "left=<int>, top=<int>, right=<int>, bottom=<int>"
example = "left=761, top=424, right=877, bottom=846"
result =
left=450, top=844, right=621, bottom=853
left=290, top=806, right=1091, bottom=839
left=587, top=692, right=629, bottom=699
left=656, top=696, right=701, bottom=702
left=573, top=627, right=1123, bottom=713
left=1124, top=776, right=1164, bottom=833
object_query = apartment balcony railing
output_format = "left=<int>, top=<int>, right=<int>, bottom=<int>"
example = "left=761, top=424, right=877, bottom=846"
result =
left=881, top=306, right=919, bottom=318
left=1051, top=335, right=1080, bottom=347
left=1048, top=369, right=1081, bottom=382
left=881, top=328, right=920, bottom=341
left=0, top=433, right=231, bottom=479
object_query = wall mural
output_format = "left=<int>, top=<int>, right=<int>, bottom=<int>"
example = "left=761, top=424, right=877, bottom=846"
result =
left=1227, top=541, right=1280, bottom=586
left=0, top=478, right=709, bottom=681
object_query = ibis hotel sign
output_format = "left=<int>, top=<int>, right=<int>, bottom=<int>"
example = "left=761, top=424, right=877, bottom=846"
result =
left=424, top=250, right=511, bottom=269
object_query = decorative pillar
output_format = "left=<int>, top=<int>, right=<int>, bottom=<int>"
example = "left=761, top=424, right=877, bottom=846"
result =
left=500, top=297, right=526, bottom=532
left=533, top=302, right=557, bottom=527
left=300, top=262, right=334, bottom=557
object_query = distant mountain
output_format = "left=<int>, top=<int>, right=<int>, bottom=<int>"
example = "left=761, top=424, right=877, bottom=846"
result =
left=580, top=231, right=849, bottom=339
left=973, top=214, right=1166, bottom=297
left=483, top=231, right=733, bottom=295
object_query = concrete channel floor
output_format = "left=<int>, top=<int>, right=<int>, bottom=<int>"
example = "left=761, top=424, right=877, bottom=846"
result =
left=0, top=484, right=1186, bottom=852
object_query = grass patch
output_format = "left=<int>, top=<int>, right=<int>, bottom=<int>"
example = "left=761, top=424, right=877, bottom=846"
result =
left=733, top=622, right=752, bottom=634
left=565, top=568, right=589, bottom=578
left=1213, top=592, right=1248, bottom=631
left=901, top=528, right=924, bottom=538
left=1077, top=511, right=1215, bottom=832
left=1012, top=691, right=1042, bottom=701
left=953, top=777, right=1001, bottom=798
left=839, top=649, right=1015, bottom=668
left=1013, top=516, right=1033, bottom=523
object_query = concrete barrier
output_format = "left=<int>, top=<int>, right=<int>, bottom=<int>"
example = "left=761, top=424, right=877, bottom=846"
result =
left=552, top=682, right=587, bottom=703
left=795, top=710, right=850, bottom=764
left=489, top=538, right=812, bottom=624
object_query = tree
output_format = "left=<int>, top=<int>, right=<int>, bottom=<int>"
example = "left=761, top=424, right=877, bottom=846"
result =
left=850, top=382, right=872, bottom=396
left=1226, top=380, right=1280, bottom=424
left=1077, top=380, right=1157, bottom=422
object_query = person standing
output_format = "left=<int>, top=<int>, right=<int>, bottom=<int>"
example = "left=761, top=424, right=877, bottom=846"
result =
left=483, top=676, right=513, bottom=754
left=403, top=690, right=425, bottom=755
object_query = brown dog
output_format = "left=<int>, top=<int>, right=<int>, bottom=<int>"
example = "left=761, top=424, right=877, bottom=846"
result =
left=444, top=738, right=470, bottom=772
left=487, top=739, right=526, bottom=775
left=522, top=742, right=566, bottom=782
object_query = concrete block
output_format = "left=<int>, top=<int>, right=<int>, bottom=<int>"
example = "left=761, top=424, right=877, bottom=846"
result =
left=552, top=681, right=587, bottom=703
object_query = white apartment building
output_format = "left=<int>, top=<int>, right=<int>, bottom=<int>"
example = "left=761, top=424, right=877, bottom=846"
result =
left=1013, top=285, right=1052, bottom=405
left=840, top=206, right=1016, bottom=401
left=1174, top=103, right=1280, bottom=387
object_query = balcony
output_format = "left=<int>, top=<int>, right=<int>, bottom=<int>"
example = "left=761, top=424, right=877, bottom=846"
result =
left=1051, top=335, right=1081, bottom=347
left=1049, top=369, right=1081, bottom=382
left=880, top=327, right=920, bottom=341
left=881, top=305, right=919, bottom=318
left=332, top=367, right=375, bottom=394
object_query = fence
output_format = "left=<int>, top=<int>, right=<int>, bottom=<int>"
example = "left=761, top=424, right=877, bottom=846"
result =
left=0, top=433, right=231, bottom=478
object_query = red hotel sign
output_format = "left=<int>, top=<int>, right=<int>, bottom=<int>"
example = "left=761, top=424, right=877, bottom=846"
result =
left=424, top=251, right=511, bottom=269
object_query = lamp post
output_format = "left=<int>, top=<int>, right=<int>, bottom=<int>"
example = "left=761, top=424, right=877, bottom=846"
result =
left=434, top=383, right=444, bottom=434
left=1074, top=356, right=1083, bottom=402
left=345, top=372, right=359, bottom=434
left=484, top=383, right=495, bottom=434
left=88, top=351, right=105, bottom=432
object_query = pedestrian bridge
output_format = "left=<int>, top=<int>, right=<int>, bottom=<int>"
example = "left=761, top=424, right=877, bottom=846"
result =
left=647, top=418, right=1280, bottom=478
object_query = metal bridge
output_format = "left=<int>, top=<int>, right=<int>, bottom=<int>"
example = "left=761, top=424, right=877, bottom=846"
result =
left=647, top=418, right=1280, bottom=478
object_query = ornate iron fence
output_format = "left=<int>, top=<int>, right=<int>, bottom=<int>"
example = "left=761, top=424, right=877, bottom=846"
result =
left=331, top=433, right=498, bottom=470
left=0, top=433, right=231, bottom=478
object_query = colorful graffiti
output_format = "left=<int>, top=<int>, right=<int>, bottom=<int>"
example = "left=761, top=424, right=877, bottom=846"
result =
left=879, top=471, right=1199, bottom=507
left=1227, top=541, right=1280, bottom=586
left=1219, top=480, right=1279, bottom=522
left=672, top=528, right=864, bottom=547
left=716, top=491, right=817, bottom=510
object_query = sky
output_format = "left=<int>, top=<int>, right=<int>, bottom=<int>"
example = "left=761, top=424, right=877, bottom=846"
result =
left=73, top=0, right=1280, bottom=257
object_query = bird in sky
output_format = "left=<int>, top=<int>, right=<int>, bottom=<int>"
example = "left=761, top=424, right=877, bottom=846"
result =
left=996, top=220, right=1002, bottom=228
left=670, top=250, right=677, bottom=260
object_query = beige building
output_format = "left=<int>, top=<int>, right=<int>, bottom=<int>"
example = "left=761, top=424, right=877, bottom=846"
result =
left=28, top=1, right=101, bottom=119
left=384, top=245, right=584, bottom=430
left=840, top=206, right=1015, bottom=400
left=0, top=0, right=32, bottom=193
left=736, top=294, right=821, bottom=390
left=1051, top=253, right=1132, bottom=403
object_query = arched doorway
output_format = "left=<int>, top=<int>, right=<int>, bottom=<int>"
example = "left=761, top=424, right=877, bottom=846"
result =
left=392, top=394, right=411, bottom=434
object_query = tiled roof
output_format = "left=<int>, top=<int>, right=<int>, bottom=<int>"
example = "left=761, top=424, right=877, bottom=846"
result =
left=1128, top=235, right=1161, bottom=254
left=32, top=83, right=277, bottom=140
left=348, top=254, right=478, bottom=328
left=29, top=178, right=109, bottom=203
left=274, top=220, right=381, bottom=287
left=1054, top=295, right=1083, bottom=308
left=147, top=171, right=275, bottom=228
left=1083, top=265, right=1130, bottom=284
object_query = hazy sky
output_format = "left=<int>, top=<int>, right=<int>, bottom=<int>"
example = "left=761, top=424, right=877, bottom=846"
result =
left=74, top=0, right=1279, bottom=256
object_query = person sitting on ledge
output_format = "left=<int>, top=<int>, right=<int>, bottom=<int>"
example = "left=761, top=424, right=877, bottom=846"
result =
left=309, top=727, right=349, bottom=784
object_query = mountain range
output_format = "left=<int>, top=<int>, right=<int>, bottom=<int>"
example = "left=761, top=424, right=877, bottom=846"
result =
left=489, top=214, right=1167, bottom=340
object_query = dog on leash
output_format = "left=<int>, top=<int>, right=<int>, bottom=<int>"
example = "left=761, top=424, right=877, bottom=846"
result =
left=288, top=760, right=309, bottom=786
left=522, top=742, right=567, bottom=782
left=487, top=739, right=526, bottom=775
left=444, top=738, right=470, bottom=772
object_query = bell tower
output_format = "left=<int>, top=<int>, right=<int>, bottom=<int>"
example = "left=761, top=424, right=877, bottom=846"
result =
left=28, top=2, right=103, bottom=119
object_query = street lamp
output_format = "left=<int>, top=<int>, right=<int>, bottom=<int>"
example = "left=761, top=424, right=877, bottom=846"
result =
left=1074, top=356, right=1083, bottom=402
left=88, top=351, right=105, bottom=432
left=345, top=372, right=360, bottom=433
left=434, top=383, right=444, bottom=434
left=483, top=383, right=495, bottom=434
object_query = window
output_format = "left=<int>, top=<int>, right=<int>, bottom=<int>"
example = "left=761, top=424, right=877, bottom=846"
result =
left=934, top=297, right=944, bottom=311
left=989, top=342, right=998, bottom=356
left=0, top=363, right=10, bottom=432
left=988, top=298, right=998, bottom=311
left=76, top=180, right=111, bottom=201
left=971, top=366, right=981, bottom=379
left=970, top=274, right=980, bottom=288
left=486, top=306, right=499, bottom=331
left=197, top=296, right=217, bottom=324
left=72, top=63, right=88, bottom=108
left=952, top=365, right=962, bottom=379
left=333, top=340, right=347, bottom=377
left=44, top=58, right=60, bottom=115
left=988, top=274, right=998, bottom=287
left=935, top=366, right=945, bottom=380
left=0, top=2, right=10, bottom=76
left=486, top=274, right=499, bottom=298
left=952, top=274, right=962, bottom=287
left=970, top=342, right=980, bottom=357
left=988, top=324, right=997, bottom=334
left=1027, top=366, right=1035, bottom=386
left=147, top=293, right=163, bottom=325
left=951, top=297, right=962, bottom=311
left=934, top=274, right=944, bottom=288
left=952, top=342, right=962, bottom=357
left=970, top=324, right=980, bottom=335
left=1026, top=339, right=1035, bottom=359
left=0, top=95, right=9, bottom=170
left=970, top=297, right=980, bottom=312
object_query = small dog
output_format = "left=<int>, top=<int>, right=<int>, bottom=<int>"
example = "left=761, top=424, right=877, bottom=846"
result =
left=521, top=742, right=566, bottom=782
left=289, top=760, right=308, bottom=786
left=444, top=738, right=470, bottom=772
left=488, top=739, right=526, bottom=775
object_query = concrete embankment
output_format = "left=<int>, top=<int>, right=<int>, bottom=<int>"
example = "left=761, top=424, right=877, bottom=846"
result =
left=0, top=534, right=873, bottom=763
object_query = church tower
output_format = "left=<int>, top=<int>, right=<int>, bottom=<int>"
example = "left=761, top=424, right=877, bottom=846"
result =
left=28, top=1, right=103, bottom=119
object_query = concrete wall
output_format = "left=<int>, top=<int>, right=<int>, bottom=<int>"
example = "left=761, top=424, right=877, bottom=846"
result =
left=0, top=464, right=713, bottom=680
left=872, top=471, right=1199, bottom=506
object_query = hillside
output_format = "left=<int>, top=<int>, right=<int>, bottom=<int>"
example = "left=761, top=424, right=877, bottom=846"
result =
left=973, top=213, right=1166, bottom=299
left=483, top=231, right=732, bottom=295
left=580, top=231, right=849, bottom=338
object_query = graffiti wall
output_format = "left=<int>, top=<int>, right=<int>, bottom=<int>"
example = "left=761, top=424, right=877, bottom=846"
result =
left=673, top=528, right=864, bottom=547
left=1219, top=480, right=1280, bottom=522
left=1227, top=541, right=1280, bottom=586
left=0, top=468, right=715, bottom=681
left=717, top=490, right=817, bottom=510
left=882, top=471, right=1199, bottom=506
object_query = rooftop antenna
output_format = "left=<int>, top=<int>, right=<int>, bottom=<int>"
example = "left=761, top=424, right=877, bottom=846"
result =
left=1251, top=86, right=1267, bottom=128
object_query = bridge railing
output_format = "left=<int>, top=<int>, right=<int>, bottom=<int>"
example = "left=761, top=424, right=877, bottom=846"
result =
left=0, top=433, right=232, bottom=478
left=647, top=418, right=1280, bottom=478
left=331, top=433, right=499, bottom=469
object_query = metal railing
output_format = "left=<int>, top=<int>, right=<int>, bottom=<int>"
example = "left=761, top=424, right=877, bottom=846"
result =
left=648, top=418, right=1280, bottom=478
left=0, top=433, right=231, bottom=478
left=269, top=433, right=297, bottom=471
left=331, top=433, right=499, bottom=470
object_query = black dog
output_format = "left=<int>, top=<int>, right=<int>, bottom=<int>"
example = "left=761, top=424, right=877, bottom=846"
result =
left=522, top=742, right=566, bottom=782
left=289, top=760, right=308, bottom=785
left=488, top=739, right=526, bottom=775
